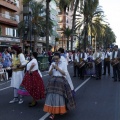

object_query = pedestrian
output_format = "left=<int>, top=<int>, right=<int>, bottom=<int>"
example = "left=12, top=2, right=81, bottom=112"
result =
left=43, top=52, right=75, bottom=119
left=9, top=46, right=27, bottom=104
left=19, top=52, right=45, bottom=107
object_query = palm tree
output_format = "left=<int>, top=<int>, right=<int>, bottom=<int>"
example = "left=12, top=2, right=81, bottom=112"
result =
left=62, top=27, right=72, bottom=50
left=46, top=0, right=51, bottom=51
left=75, top=0, right=105, bottom=51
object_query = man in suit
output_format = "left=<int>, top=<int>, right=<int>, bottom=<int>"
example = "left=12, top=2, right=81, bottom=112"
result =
left=111, top=45, right=120, bottom=82
left=103, top=47, right=111, bottom=76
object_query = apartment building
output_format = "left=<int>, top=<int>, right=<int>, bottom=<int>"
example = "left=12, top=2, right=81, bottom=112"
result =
left=0, top=0, right=20, bottom=51
left=57, top=5, right=73, bottom=50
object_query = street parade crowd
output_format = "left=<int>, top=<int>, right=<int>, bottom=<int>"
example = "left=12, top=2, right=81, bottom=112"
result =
left=0, top=45, right=120, bottom=119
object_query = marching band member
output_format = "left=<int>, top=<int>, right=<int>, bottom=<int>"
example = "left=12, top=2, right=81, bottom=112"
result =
left=93, top=48, right=104, bottom=80
left=73, top=50, right=79, bottom=77
left=103, top=47, right=111, bottom=76
left=110, top=45, right=120, bottom=82
left=78, top=49, right=87, bottom=80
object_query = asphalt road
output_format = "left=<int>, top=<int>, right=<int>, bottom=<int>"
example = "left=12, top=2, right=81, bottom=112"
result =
left=0, top=64, right=120, bottom=120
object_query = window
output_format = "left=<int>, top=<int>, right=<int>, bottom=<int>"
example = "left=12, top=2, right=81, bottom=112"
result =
left=5, top=11, right=10, bottom=19
left=5, top=28, right=17, bottom=37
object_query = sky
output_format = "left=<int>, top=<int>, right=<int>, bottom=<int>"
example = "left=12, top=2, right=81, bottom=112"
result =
left=99, top=0, right=120, bottom=47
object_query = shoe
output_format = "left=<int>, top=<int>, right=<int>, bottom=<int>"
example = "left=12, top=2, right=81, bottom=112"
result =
left=29, top=101, right=37, bottom=107
left=113, top=80, right=117, bottom=82
left=9, top=98, right=18, bottom=104
left=18, top=99, right=23, bottom=104
left=49, top=114, right=55, bottom=120
left=112, top=76, right=114, bottom=78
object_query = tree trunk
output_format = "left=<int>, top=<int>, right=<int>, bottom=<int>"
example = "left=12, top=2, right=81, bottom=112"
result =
left=33, top=34, right=37, bottom=52
left=67, top=38, right=69, bottom=50
left=70, top=0, right=79, bottom=50
left=83, top=24, right=88, bottom=52
left=46, top=0, right=51, bottom=51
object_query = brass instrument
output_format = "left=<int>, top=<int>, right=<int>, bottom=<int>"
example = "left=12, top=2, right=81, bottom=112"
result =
left=111, top=58, right=120, bottom=66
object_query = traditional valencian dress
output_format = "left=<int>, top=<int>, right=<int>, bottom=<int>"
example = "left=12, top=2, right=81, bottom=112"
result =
left=20, top=58, right=45, bottom=100
left=11, top=53, right=26, bottom=89
left=43, top=60, right=76, bottom=114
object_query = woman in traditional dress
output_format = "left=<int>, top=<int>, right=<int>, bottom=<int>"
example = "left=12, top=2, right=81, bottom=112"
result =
left=19, top=52, right=45, bottom=107
left=43, top=53, right=75, bottom=120
left=9, top=46, right=27, bottom=104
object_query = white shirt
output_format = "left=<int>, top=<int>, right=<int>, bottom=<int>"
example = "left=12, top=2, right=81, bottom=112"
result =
left=93, top=52, right=104, bottom=60
left=104, top=52, right=111, bottom=59
left=114, top=51, right=118, bottom=58
left=110, top=51, right=118, bottom=60
left=49, top=61, right=67, bottom=77
left=27, top=58, right=38, bottom=71
left=27, top=58, right=42, bottom=77
left=79, top=53, right=88, bottom=61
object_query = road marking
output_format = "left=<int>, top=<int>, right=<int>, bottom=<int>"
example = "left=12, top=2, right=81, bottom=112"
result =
left=0, top=86, right=11, bottom=91
left=75, top=77, right=91, bottom=92
left=39, top=77, right=91, bottom=120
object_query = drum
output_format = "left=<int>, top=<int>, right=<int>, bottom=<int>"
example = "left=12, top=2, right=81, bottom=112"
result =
left=111, top=58, right=119, bottom=66
left=104, top=58, right=110, bottom=61
left=79, top=61, right=85, bottom=68
left=95, top=58, right=101, bottom=65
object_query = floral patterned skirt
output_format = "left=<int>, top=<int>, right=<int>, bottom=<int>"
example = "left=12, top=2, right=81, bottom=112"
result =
left=20, top=70, right=45, bottom=100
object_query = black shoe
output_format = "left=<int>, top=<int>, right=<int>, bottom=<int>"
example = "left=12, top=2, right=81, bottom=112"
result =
left=73, top=75, right=76, bottom=77
left=112, top=76, right=114, bottom=78
left=113, top=80, right=117, bottom=82
left=96, top=77, right=99, bottom=80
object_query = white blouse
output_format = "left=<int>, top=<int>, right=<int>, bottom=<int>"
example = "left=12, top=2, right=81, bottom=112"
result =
left=49, top=61, right=67, bottom=77
left=27, top=58, right=38, bottom=71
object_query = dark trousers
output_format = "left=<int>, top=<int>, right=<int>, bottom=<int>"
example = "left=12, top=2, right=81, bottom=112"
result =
left=6, top=69, right=12, bottom=79
left=79, top=65, right=85, bottom=79
left=113, top=63, right=120, bottom=81
left=95, top=62, right=102, bottom=78
left=73, top=65, right=79, bottom=76
left=103, top=60, right=110, bottom=75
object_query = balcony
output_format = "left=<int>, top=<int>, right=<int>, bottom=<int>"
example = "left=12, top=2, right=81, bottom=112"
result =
left=0, top=13, right=18, bottom=26
left=0, top=36, right=20, bottom=43
left=0, top=0, right=18, bottom=12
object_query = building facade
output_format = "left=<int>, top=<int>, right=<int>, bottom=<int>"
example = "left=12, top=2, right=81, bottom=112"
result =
left=0, top=0, right=20, bottom=51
